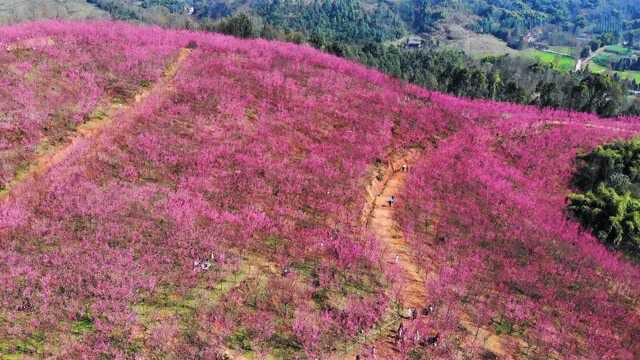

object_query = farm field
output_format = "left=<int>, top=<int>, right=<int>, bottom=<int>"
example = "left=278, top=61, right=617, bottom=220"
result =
left=0, top=21, right=639, bottom=359
left=589, top=62, right=640, bottom=83
left=589, top=46, right=640, bottom=83
left=437, top=24, right=518, bottom=58
left=520, top=46, right=640, bottom=84
left=593, top=52, right=619, bottom=67
left=604, top=44, right=635, bottom=56
left=547, top=45, right=575, bottom=56
left=520, top=48, right=577, bottom=72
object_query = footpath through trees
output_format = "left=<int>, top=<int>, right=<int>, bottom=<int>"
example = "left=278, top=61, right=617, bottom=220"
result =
left=0, top=47, right=192, bottom=201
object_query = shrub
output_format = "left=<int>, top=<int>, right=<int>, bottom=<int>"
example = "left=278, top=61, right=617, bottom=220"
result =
left=217, top=13, right=254, bottom=38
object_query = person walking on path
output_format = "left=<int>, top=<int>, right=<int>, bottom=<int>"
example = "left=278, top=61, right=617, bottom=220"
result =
left=387, top=195, right=396, bottom=207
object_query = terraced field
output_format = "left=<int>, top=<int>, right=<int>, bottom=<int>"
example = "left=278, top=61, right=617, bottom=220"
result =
left=521, top=48, right=577, bottom=72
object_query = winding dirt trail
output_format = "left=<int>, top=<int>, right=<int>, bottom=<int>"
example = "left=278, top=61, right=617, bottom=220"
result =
left=361, top=149, right=428, bottom=357
left=542, top=120, right=638, bottom=133
left=575, top=46, right=605, bottom=72
left=367, top=151, right=427, bottom=310
left=0, top=47, right=192, bottom=201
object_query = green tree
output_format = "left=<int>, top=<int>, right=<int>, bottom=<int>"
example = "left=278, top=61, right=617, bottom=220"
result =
left=469, top=69, right=488, bottom=98
left=487, top=71, right=503, bottom=100
left=218, top=13, right=254, bottom=38
left=580, top=47, right=591, bottom=59
left=536, top=81, right=560, bottom=108
left=569, top=138, right=640, bottom=255
left=578, top=74, right=625, bottom=117
left=502, top=80, right=527, bottom=103
left=569, top=184, right=640, bottom=250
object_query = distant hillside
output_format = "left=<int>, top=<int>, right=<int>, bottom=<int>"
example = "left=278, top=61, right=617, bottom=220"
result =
left=0, top=0, right=108, bottom=24
left=436, top=0, right=640, bottom=47
left=6, top=1, right=640, bottom=49
left=87, top=1, right=640, bottom=42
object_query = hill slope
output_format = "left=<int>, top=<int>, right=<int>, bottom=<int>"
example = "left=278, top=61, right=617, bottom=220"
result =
left=0, top=21, right=639, bottom=359
left=0, top=1, right=108, bottom=25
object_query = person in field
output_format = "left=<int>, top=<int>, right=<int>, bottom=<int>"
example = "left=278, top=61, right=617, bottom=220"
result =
left=281, top=266, right=290, bottom=277
left=422, top=303, right=435, bottom=316
left=396, top=322, right=405, bottom=347
left=411, top=308, right=418, bottom=319
left=421, top=333, right=439, bottom=347
left=387, top=195, right=396, bottom=207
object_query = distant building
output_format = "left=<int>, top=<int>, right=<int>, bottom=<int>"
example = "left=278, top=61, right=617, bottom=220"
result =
left=523, top=28, right=543, bottom=45
left=531, top=42, right=547, bottom=50
left=404, top=37, right=424, bottom=49
left=523, top=33, right=536, bottom=44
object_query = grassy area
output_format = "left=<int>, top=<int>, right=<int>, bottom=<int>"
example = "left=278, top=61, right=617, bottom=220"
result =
left=595, top=46, right=640, bottom=67
left=604, top=45, right=634, bottom=56
left=549, top=46, right=575, bottom=56
left=133, top=257, right=258, bottom=329
left=593, top=52, right=619, bottom=67
left=619, top=71, right=640, bottom=83
left=588, top=62, right=640, bottom=83
left=0, top=317, right=95, bottom=359
left=522, top=48, right=577, bottom=72
left=612, top=70, right=640, bottom=83
left=0, top=332, right=46, bottom=359
left=439, top=24, right=518, bottom=58
left=588, top=62, right=608, bottom=74
left=0, top=0, right=108, bottom=25
left=589, top=45, right=640, bottom=83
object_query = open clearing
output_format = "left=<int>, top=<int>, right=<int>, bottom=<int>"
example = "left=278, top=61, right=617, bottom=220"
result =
left=521, top=48, right=577, bottom=72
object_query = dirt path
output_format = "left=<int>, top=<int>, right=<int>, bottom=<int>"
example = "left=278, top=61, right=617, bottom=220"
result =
left=0, top=47, right=192, bottom=201
left=368, top=151, right=427, bottom=310
left=360, top=149, right=428, bottom=358
left=543, top=120, right=638, bottom=133
left=575, top=46, right=605, bottom=72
